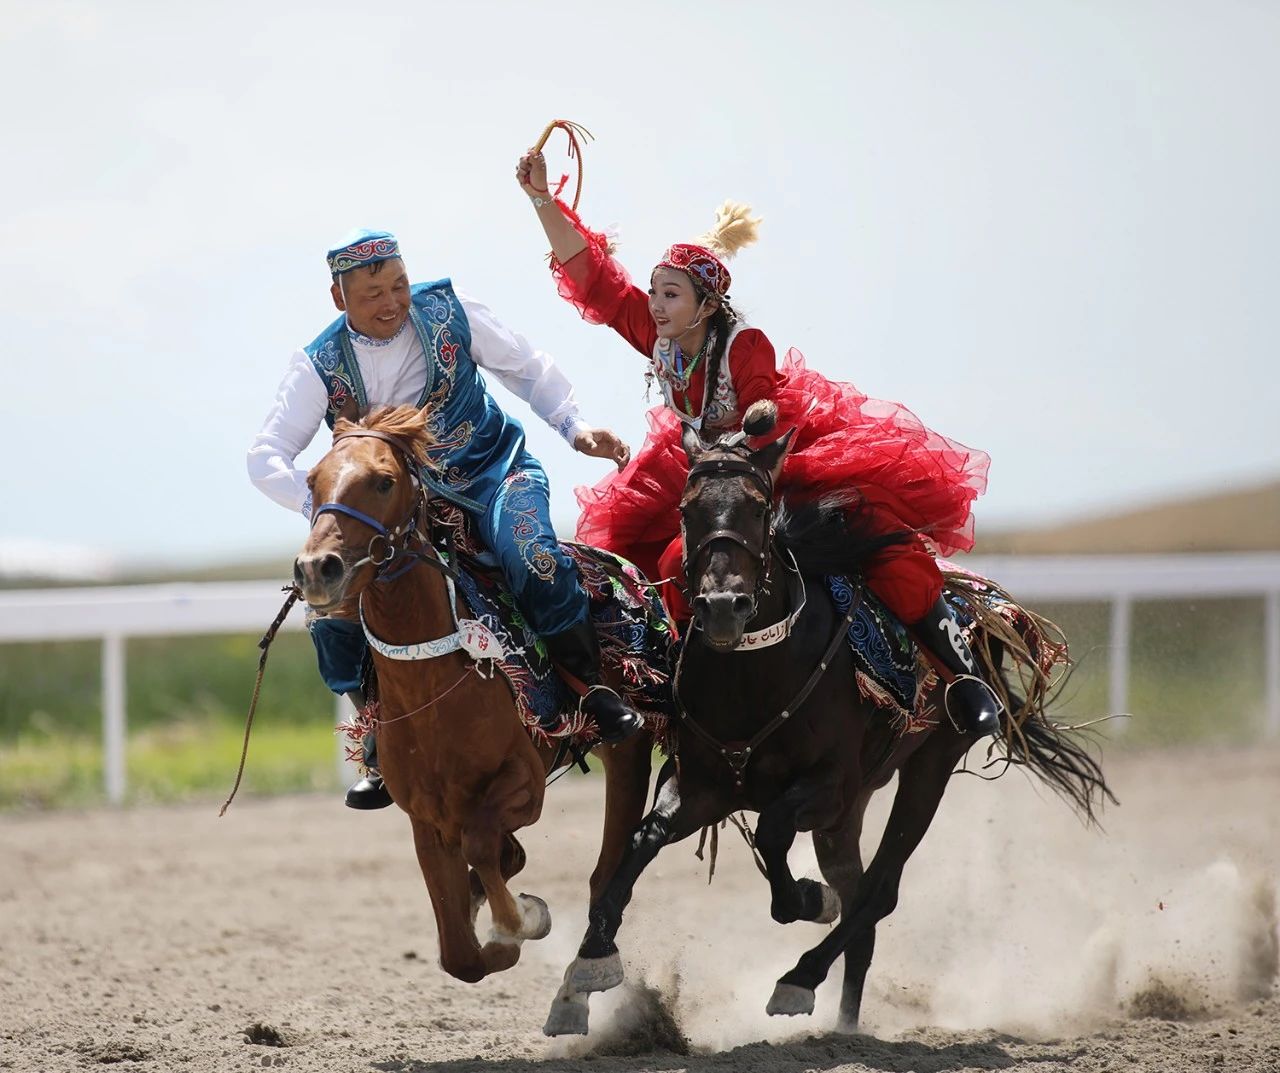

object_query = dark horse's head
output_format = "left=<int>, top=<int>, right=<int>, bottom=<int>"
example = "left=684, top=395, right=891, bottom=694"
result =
left=293, top=405, right=433, bottom=611
left=680, top=401, right=795, bottom=649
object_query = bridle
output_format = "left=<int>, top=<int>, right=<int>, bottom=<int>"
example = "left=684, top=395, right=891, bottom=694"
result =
left=675, top=438, right=865, bottom=792
left=309, top=429, right=456, bottom=583
left=680, top=445, right=778, bottom=614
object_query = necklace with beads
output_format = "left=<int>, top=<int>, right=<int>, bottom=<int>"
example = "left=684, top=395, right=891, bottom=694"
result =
left=647, top=331, right=714, bottom=403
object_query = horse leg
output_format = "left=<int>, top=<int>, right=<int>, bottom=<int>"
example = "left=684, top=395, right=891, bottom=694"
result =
left=588, top=732, right=654, bottom=903
left=409, top=816, right=491, bottom=984
left=467, top=833, right=525, bottom=928
left=812, top=794, right=873, bottom=1032
left=766, top=731, right=968, bottom=1018
left=754, top=774, right=845, bottom=925
left=544, top=763, right=720, bottom=1036
left=462, top=762, right=550, bottom=972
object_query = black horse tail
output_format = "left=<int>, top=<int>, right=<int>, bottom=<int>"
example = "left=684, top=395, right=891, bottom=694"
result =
left=997, top=672, right=1117, bottom=826
left=943, top=571, right=1118, bottom=827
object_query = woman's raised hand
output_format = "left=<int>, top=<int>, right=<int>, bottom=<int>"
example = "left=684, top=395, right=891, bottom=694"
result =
left=516, top=150, right=550, bottom=198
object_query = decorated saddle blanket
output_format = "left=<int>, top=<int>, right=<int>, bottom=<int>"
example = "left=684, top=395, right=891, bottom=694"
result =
left=823, top=563, right=1063, bottom=735
left=424, top=503, right=675, bottom=744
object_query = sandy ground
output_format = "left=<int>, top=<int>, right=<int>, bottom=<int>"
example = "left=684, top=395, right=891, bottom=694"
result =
left=2, top=743, right=1278, bottom=1073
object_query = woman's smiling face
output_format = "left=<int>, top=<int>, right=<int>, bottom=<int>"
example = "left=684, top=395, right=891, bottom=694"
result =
left=648, top=267, right=708, bottom=341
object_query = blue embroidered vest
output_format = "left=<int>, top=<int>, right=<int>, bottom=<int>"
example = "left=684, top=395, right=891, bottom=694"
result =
left=304, top=280, right=527, bottom=513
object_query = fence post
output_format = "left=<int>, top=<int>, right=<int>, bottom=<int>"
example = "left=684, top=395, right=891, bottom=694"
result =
left=1266, top=590, right=1279, bottom=740
left=1109, top=596, right=1132, bottom=726
left=102, top=633, right=126, bottom=804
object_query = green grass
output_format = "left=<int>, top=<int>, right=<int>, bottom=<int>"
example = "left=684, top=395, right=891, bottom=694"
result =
left=0, top=631, right=329, bottom=738
left=0, top=718, right=342, bottom=810
left=0, top=629, right=342, bottom=810
left=0, top=597, right=1272, bottom=809
left=1032, top=596, right=1268, bottom=747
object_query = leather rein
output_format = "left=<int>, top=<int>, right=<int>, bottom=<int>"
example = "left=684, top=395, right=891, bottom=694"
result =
left=675, top=446, right=865, bottom=791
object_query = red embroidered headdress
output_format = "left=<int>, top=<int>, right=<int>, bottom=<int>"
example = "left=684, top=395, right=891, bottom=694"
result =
left=655, top=202, right=761, bottom=299
left=657, top=243, right=732, bottom=298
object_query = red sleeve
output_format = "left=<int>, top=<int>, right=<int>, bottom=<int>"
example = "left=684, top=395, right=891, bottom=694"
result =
left=550, top=203, right=657, bottom=358
left=727, top=328, right=779, bottom=411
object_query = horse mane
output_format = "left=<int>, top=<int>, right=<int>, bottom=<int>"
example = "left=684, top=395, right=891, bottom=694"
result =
left=333, top=405, right=434, bottom=467
left=774, top=493, right=911, bottom=577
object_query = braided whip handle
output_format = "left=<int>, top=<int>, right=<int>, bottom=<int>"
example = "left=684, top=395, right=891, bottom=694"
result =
left=532, top=119, right=593, bottom=212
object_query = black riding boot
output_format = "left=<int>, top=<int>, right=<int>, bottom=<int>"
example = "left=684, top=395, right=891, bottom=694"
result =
left=543, top=620, right=643, bottom=745
left=344, top=693, right=394, bottom=810
left=911, top=597, right=1003, bottom=738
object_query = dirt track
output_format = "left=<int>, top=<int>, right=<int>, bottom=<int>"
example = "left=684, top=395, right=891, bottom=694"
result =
left=3, top=744, right=1278, bottom=1072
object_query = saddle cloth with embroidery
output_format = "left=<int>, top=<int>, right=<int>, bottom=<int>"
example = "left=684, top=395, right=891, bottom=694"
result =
left=430, top=503, right=676, bottom=743
left=825, top=564, right=1055, bottom=734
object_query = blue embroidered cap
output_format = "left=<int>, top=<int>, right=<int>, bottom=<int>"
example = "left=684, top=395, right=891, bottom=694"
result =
left=326, top=229, right=401, bottom=276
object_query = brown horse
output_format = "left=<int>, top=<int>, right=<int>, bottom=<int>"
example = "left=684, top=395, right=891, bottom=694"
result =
left=293, top=404, right=654, bottom=983
left=544, top=405, right=1114, bottom=1034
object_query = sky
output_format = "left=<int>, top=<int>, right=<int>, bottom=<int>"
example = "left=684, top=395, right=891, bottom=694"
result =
left=2, top=0, right=1277, bottom=573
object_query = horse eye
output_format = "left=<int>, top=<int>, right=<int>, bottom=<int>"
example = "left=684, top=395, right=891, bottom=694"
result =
left=377, top=476, right=395, bottom=494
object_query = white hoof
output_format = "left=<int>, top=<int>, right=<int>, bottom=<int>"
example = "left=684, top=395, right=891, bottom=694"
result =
left=543, top=985, right=590, bottom=1036
left=517, top=893, right=552, bottom=941
left=568, top=951, right=624, bottom=993
left=767, top=982, right=816, bottom=1017
left=814, top=884, right=841, bottom=925
left=486, top=893, right=551, bottom=946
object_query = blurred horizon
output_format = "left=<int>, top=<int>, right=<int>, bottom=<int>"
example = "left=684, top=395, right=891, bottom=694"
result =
left=3, top=469, right=1276, bottom=583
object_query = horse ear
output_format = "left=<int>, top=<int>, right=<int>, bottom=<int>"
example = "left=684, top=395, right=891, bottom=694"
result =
left=337, top=395, right=361, bottom=425
left=751, top=426, right=796, bottom=486
left=681, top=421, right=705, bottom=462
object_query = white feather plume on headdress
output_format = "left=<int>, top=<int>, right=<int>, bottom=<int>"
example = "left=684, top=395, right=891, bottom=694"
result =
left=696, top=201, right=762, bottom=259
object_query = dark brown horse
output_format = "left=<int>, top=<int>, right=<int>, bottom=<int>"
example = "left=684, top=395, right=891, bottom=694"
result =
left=294, top=405, right=654, bottom=983
left=544, top=404, right=1113, bottom=1035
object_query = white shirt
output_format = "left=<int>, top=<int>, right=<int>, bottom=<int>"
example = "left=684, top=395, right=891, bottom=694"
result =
left=246, top=292, right=590, bottom=517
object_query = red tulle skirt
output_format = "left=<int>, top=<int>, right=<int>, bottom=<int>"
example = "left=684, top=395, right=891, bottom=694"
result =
left=574, top=350, right=990, bottom=585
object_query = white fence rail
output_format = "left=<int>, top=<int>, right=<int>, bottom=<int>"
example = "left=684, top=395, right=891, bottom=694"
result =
left=2, top=554, right=1278, bottom=804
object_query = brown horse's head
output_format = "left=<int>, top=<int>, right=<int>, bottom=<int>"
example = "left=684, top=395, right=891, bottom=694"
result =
left=293, top=405, right=432, bottom=611
left=680, top=401, right=795, bottom=649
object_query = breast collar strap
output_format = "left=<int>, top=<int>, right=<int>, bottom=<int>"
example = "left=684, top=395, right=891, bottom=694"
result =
left=730, top=549, right=806, bottom=651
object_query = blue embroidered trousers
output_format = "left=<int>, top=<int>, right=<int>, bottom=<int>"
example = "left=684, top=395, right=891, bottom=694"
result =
left=309, top=454, right=587, bottom=695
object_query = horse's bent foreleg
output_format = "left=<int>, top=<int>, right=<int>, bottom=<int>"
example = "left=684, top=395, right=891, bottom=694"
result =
left=460, top=756, right=549, bottom=975
left=768, top=731, right=967, bottom=1017
left=755, top=773, right=844, bottom=925
left=812, top=794, right=872, bottom=1031
left=410, top=817, right=490, bottom=984
left=588, top=733, right=654, bottom=903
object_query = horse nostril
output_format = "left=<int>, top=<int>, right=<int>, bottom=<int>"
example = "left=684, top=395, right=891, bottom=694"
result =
left=319, top=554, right=344, bottom=583
left=732, top=595, right=754, bottom=618
left=292, top=559, right=305, bottom=586
left=692, top=595, right=709, bottom=613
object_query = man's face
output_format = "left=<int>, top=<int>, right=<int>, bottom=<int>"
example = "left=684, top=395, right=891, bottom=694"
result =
left=331, top=258, right=411, bottom=340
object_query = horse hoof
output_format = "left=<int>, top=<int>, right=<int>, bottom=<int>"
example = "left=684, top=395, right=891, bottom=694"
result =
left=517, top=893, right=552, bottom=941
left=766, top=982, right=816, bottom=1017
left=814, top=883, right=841, bottom=925
left=568, top=951, right=624, bottom=993
left=543, top=989, right=590, bottom=1036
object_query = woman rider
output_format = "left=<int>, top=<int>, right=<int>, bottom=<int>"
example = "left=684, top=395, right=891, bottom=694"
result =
left=514, top=147, right=1001, bottom=737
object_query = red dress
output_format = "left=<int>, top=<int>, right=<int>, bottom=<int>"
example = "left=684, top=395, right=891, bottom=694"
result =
left=552, top=211, right=989, bottom=626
